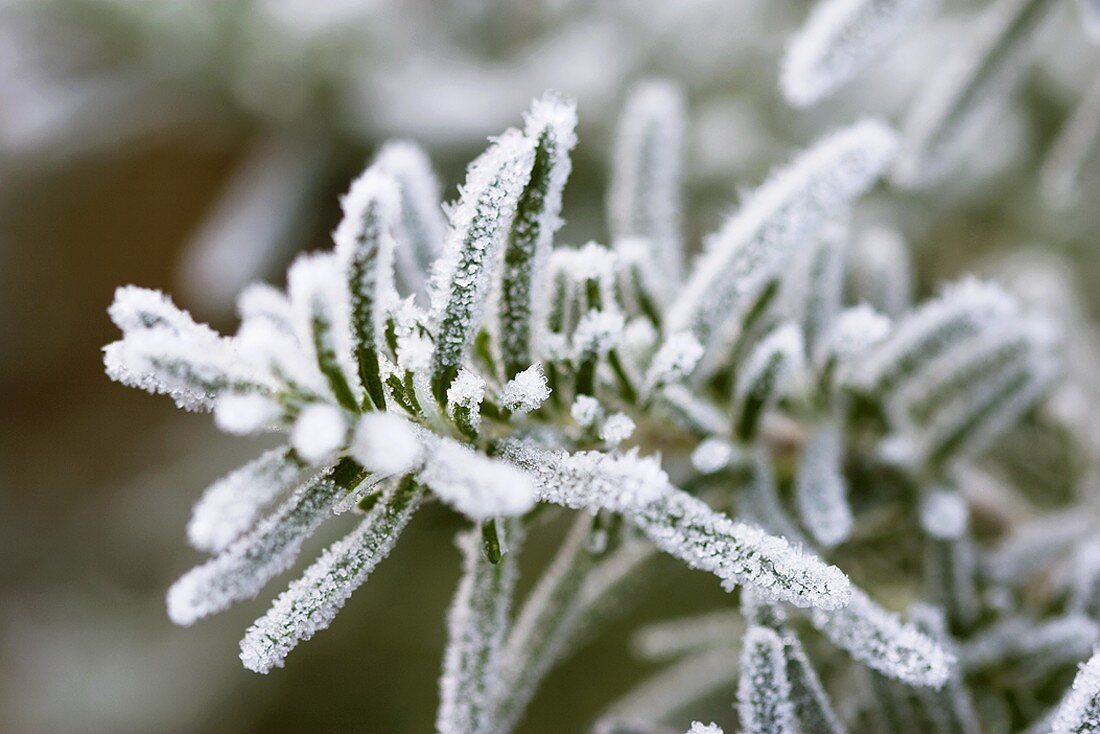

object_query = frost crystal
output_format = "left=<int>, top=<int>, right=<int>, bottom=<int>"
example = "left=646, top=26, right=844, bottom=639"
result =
left=500, top=363, right=551, bottom=413
left=351, top=412, right=422, bottom=476
left=782, top=0, right=938, bottom=107
left=573, top=309, right=625, bottom=359
left=738, top=625, right=796, bottom=734
left=687, top=723, right=723, bottom=734
left=810, top=586, right=954, bottom=687
left=290, top=403, right=348, bottom=465
left=570, top=395, right=603, bottom=428
left=599, top=413, right=636, bottom=445
left=187, top=448, right=307, bottom=554
left=240, top=477, right=425, bottom=673
left=168, top=460, right=364, bottom=626
left=644, top=333, right=704, bottom=393
left=666, top=119, right=896, bottom=367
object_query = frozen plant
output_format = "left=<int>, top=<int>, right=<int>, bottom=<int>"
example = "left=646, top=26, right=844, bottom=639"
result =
left=105, top=77, right=1096, bottom=734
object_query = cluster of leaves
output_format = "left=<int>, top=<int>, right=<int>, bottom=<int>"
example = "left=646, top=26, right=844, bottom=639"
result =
left=102, top=2, right=1100, bottom=730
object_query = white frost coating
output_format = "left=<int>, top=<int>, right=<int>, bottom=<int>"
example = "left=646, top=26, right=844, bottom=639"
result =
left=287, top=252, right=361, bottom=403
left=187, top=448, right=306, bottom=554
left=666, top=119, right=896, bottom=369
left=599, top=413, right=636, bottom=445
left=333, top=166, right=400, bottom=270
left=240, top=478, right=424, bottom=673
left=782, top=0, right=939, bottom=107
left=501, top=363, right=551, bottom=413
left=213, top=392, right=283, bottom=435
left=109, top=285, right=216, bottom=338
left=609, top=80, right=686, bottom=288
left=1050, top=649, right=1100, bottom=734
left=503, top=444, right=668, bottom=512
left=447, top=368, right=486, bottom=410
left=919, top=488, right=969, bottom=540
left=417, top=437, right=536, bottom=519
left=237, top=282, right=296, bottom=334
left=429, top=129, right=536, bottom=392
left=573, top=309, right=625, bottom=359
left=290, top=403, right=348, bottom=464
left=103, top=326, right=265, bottom=412
left=849, top=278, right=1017, bottom=396
left=687, top=723, right=723, bottom=734
left=893, top=0, right=1058, bottom=187
left=738, top=625, right=796, bottom=734
left=795, top=419, right=853, bottom=548
left=692, top=438, right=734, bottom=474
left=374, top=140, right=446, bottom=300
left=168, top=462, right=352, bottom=625
left=644, top=333, right=704, bottom=393
left=810, top=586, right=954, bottom=687
left=234, top=317, right=326, bottom=398
left=552, top=242, right=618, bottom=299
left=351, top=412, right=422, bottom=476
left=499, top=92, right=577, bottom=375
left=503, top=442, right=851, bottom=609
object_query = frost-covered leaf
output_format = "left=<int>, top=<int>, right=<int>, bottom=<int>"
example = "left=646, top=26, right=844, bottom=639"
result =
left=167, top=459, right=366, bottom=626
left=738, top=625, right=797, bottom=734
left=502, top=443, right=851, bottom=610
left=960, top=614, right=1100, bottom=677
left=429, top=128, right=536, bottom=405
left=498, top=92, right=577, bottom=379
left=437, top=522, right=521, bottom=734
left=666, top=119, right=895, bottom=372
left=809, top=586, right=955, bottom=687
left=686, top=724, right=723, bottom=734
left=288, top=252, right=360, bottom=411
left=782, top=0, right=939, bottom=107
left=734, top=323, right=804, bottom=441
left=334, top=166, right=401, bottom=411
left=609, top=80, right=686, bottom=290
left=374, top=140, right=446, bottom=300
left=1050, top=648, right=1100, bottom=734
left=643, top=333, right=704, bottom=395
left=780, top=222, right=847, bottom=357
left=239, top=476, right=425, bottom=673
left=795, top=418, right=853, bottom=548
left=495, top=514, right=598, bottom=732
left=894, top=0, right=1059, bottom=187
left=187, top=447, right=307, bottom=554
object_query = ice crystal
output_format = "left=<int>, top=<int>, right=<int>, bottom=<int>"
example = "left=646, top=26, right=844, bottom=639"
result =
left=687, top=723, right=723, bottom=734
left=1050, top=649, right=1100, bottom=734
left=600, top=413, right=637, bottom=445
left=500, top=363, right=551, bottom=414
